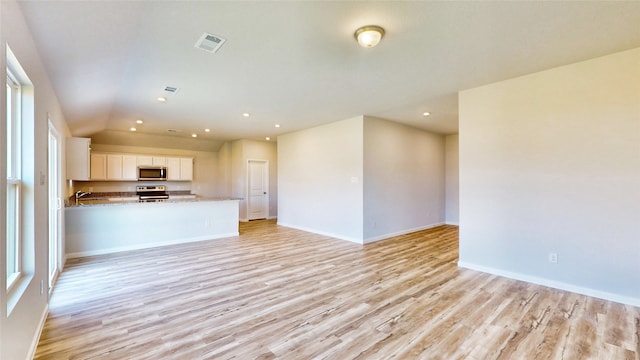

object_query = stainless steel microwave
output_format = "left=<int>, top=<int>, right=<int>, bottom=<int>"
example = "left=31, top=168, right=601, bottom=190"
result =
left=138, top=166, right=167, bottom=181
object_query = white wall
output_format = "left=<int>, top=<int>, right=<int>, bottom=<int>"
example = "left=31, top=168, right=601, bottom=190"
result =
left=445, top=134, right=459, bottom=225
left=459, top=47, right=640, bottom=306
left=216, top=142, right=232, bottom=196
left=1, top=0, right=71, bottom=358
left=81, top=144, right=219, bottom=196
left=242, top=140, right=278, bottom=219
left=278, top=116, right=364, bottom=243
left=230, top=140, right=244, bottom=215
left=363, top=116, right=445, bottom=242
left=219, top=139, right=278, bottom=221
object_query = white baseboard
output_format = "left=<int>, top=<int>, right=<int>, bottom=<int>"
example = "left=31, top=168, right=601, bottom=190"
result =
left=458, top=261, right=640, bottom=307
left=276, top=222, right=450, bottom=245
left=363, top=222, right=446, bottom=244
left=267, top=216, right=278, bottom=220
left=277, top=222, right=363, bottom=244
left=66, top=232, right=239, bottom=258
left=445, top=221, right=459, bottom=226
left=27, top=304, right=49, bottom=360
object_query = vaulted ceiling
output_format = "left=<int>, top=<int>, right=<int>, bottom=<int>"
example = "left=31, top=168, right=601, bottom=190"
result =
left=18, top=1, right=640, bottom=150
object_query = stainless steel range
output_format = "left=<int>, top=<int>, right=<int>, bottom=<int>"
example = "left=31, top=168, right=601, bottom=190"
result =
left=136, top=185, right=169, bottom=202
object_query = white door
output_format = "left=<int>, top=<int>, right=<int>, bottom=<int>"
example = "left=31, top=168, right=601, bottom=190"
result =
left=48, top=122, right=62, bottom=290
left=247, top=160, right=268, bottom=220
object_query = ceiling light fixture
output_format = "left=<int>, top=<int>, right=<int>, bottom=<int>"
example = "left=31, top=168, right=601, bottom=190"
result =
left=192, top=133, right=198, bottom=138
left=242, top=112, right=250, bottom=117
left=204, top=128, right=211, bottom=132
left=157, top=97, right=167, bottom=102
left=354, top=25, right=385, bottom=48
left=423, top=112, right=431, bottom=117
left=130, top=127, right=137, bottom=132
left=265, top=137, right=270, bottom=141
left=275, top=124, right=281, bottom=128
left=136, top=119, right=144, bottom=124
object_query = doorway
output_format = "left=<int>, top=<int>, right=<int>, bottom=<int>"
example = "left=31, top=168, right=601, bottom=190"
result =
left=247, top=160, right=268, bottom=220
left=48, top=120, right=62, bottom=290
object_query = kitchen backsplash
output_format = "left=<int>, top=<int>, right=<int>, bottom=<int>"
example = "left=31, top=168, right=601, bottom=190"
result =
left=72, top=181, right=192, bottom=194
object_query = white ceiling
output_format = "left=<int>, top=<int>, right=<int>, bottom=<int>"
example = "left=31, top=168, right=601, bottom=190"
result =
left=18, top=1, right=640, bottom=151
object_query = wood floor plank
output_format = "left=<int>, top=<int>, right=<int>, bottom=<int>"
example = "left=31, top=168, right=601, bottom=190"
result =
left=35, top=220, right=639, bottom=359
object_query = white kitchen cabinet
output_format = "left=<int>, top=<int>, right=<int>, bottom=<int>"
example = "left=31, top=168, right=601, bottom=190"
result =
left=66, top=137, right=91, bottom=180
left=153, top=157, right=166, bottom=166
left=93, top=153, right=139, bottom=181
left=89, top=152, right=192, bottom=181
left=180, top=157, right=193, bottom=181
left=122, top=155, right=138, bottom=180
left=90, top=153, right=107, bottom=180
left=137, top=155, right=153, bottom=166
left=106, top=154, right=123, bottom=179
left=166, top=157, right=181, bottom=180
left=166, top=157, right=193, bottom=181
left=137, top=155, right=166, bottom=166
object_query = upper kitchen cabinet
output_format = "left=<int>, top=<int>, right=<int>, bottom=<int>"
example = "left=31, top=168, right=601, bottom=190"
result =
left=66, top=137, right=91, bottom=180
left=122, top=155, right=138, bottom=180
left=90, top=153, right=107, bottom=180
left=107, top=154, right=138, bottom=180
left=92, top=153, right=138, bottom=181
left=137, top=156, right=167, bottom=166
left=166, top=157, right=193, bottom=181
left=84, top=150, right=193, bottom=181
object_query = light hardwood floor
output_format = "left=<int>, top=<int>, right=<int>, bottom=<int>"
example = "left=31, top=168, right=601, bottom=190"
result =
left=36, top=220, right=639, bottom=359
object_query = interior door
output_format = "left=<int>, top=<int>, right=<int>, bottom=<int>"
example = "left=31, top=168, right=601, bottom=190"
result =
left=247, top=160, right=268, bottom=220
left=48, top=121, right=62, bottom=290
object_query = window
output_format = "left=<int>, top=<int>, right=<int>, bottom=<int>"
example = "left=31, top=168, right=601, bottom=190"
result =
left=6, top=69, right=22, bottom=289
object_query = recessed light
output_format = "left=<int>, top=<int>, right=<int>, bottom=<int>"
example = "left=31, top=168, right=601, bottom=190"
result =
left=423, top=112, right=431, bottom=116
left=130, top=127, right=137, bottom=132
left=242, top=112, right=250, bottom=117
left=204, top=128, right=211, bottom=132
left=157, top=97, right=167, bottom=102
left=191, top=133, right=198, bottom=138
left=136, top=119, right=143, bottom=124
left=275, top=124, right=281, bottom=128
left=265, top=137, right=270, bottom=141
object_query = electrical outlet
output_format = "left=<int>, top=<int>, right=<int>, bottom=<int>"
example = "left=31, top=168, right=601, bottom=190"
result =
left=548, top=252, right=558, bottom=264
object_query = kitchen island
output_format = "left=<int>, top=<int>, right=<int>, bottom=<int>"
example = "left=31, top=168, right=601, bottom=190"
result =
left=65, top=197, right=240, bottom=258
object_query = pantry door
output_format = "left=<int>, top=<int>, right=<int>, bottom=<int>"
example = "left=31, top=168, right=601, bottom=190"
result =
left=247, top=160, right=268, bottom=220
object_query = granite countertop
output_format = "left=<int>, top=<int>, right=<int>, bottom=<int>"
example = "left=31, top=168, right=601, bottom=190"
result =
left=67, top=195, right=241, bottom=208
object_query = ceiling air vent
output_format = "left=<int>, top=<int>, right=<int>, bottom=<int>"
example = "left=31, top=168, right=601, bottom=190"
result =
left=164, top=86, right=179, bottom=94
left=195, top=32, right=226, bottom=53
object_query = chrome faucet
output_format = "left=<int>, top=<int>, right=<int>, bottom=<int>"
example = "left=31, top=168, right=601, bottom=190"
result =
left=75, top=190, right=92, bottom=205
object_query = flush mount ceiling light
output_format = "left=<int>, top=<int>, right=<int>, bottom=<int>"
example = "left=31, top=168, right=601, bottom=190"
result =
left=354, top=25, right=385, bottom=48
